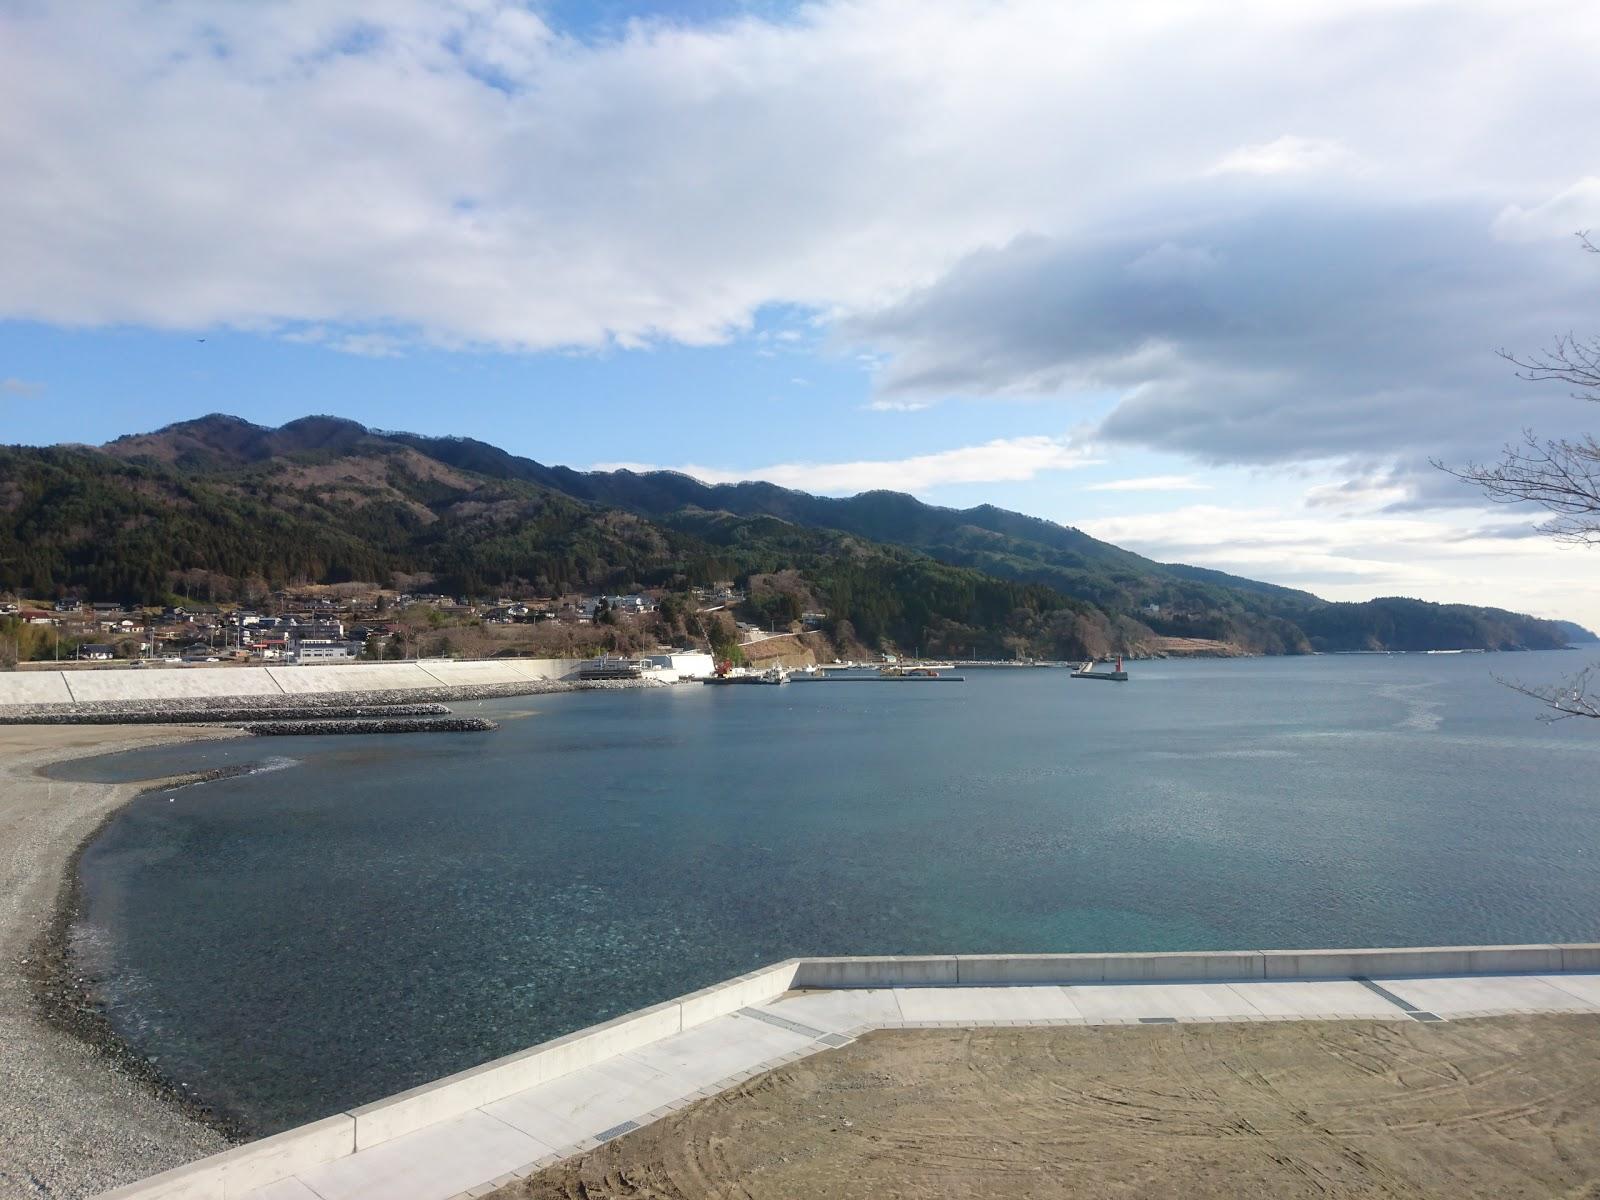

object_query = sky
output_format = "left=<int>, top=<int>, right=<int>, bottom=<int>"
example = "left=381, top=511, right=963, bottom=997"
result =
left=1, top=0, right=1598, bottom=628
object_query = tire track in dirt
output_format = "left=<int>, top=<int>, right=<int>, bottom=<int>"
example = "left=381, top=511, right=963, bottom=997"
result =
left=497, top=1016, right=1600, bottom=1200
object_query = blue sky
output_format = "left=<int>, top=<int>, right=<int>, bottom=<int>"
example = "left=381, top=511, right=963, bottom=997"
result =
left=2, top=1, right=1598, bottom=626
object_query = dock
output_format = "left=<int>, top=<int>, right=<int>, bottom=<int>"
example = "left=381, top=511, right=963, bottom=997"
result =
left=1071, top=656, right=1129, bottom=682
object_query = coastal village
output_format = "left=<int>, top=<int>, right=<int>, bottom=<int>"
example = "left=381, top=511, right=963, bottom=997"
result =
left=0, top=582, right=1399, bottom=673
left=0, top=582, right=848, bottom=671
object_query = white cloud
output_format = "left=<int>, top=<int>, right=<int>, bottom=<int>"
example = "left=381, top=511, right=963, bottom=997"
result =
left=864, top=397, right=933, bottom=412
left=849, top=201, right=1599, bottom=479
left=1084, top=474, right=1211, bottom=492
left=1209, top=135, right=1357, bottom=177
left=593, top=435, right=1098, bottom=495
left=4, top=0, right=1598, bottom=361
left=328, top=332, right=407, bottom=358
left=1081, top=502, right=1600, bottom=629
left=283, top=327, right=407, bottom=357
left=1303, top=475, right=1411, bottom=510
left=1492, top=177, right=1600, bottom=243
left=1125, top=242, right=1221, bottom=283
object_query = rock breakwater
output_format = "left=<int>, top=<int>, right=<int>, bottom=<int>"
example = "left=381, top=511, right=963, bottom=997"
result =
left=241, top=717, right=499, bottom=735
left=0, top=675, right=664, bottom=725
left=0, top=703, right=454, bottom=724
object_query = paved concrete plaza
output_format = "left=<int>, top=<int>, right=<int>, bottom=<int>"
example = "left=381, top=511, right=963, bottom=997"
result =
left=222, top=970, right=1600, bottom=1200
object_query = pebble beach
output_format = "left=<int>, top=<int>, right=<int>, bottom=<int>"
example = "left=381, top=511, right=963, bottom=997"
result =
left=0, top=725, right=239, bottom=1199
left=0, top=675, right=662, bottom=1198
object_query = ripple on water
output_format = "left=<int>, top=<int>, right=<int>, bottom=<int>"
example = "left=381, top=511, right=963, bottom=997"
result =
left=69, top=653, right=1600, bottom=1134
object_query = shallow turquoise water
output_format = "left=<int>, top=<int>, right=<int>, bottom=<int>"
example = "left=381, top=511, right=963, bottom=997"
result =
left=69, top=653, right=1600, bottom=1133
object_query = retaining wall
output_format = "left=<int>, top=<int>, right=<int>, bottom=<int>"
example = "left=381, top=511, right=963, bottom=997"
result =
left=0, top=671, right=74, bottom=704
left=0, top=659, right=587, bottom=708
left=97, top=959, right=803, bottom=1200
left=62, top=669, right=285, bottom=703
left=94, top=944, right=1600, bottom=1199
left=417, top=659, right=576, bottom=686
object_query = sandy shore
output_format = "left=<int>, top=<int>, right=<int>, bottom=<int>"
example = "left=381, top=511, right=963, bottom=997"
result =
left=0, top=725, right=243, bottom=1200
left=505, top=1016, right=1600, bottom=1199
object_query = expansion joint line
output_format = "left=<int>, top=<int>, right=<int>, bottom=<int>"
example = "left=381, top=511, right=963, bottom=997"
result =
left=1352, top=977, right=1443, bottom=1022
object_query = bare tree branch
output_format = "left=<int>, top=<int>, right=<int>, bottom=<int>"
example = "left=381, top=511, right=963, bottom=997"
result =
left=1494, top=667, right=1600, bottom=721
left=1496, top=335, right=1600, bottom=403
left=1440, top=232, right=1599, bottom=720
left=1433, top=429, right=1600, bottom=544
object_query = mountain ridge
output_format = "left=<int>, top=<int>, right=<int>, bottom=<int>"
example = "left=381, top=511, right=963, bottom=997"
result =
left=0, top=412, right=1584, bottom=657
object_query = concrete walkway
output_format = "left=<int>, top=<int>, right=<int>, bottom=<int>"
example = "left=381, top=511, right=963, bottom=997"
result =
left=237, top=970, right=1600, bottom=1200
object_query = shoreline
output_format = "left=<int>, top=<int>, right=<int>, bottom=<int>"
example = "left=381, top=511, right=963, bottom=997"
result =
left=0, top=725, right=243, bottom=1199
left=0, top=678, right=664, bottom=1198
left=29, top=762, right=267, bottom=1145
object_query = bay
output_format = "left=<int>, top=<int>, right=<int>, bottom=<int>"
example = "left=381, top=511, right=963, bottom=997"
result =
left=65, top=652, right=1600, bottom=1133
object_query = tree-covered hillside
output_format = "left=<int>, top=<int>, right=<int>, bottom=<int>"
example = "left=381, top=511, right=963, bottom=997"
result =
left=0, top=414, right=1586, bottom=657
left=0, top=430, right=1126, bottom=659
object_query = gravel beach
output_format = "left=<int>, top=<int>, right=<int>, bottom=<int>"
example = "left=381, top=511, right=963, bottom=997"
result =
left=0, top=725, right=241, bottom=1200
left=0, top=676, right=663, bottom=1198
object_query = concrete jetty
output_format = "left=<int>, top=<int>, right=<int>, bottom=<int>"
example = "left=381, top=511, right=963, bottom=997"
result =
left=94, top=943, right=1600, bottom=1200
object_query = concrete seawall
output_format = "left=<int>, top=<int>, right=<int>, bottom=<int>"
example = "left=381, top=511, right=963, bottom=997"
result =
left=0, top=659, right=587, bottom=709
left=95, top=943, right=1600, bottom=1199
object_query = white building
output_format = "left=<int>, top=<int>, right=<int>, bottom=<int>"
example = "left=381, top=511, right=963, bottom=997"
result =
left=291, top=639, right=362, bottom=663
left=644, top=651, right=715, bottom=681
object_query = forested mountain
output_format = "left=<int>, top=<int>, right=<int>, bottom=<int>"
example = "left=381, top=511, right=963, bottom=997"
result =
left=1553, top=620, right=1600, bottom=645
left=0, top=414, right=1588, bottom=657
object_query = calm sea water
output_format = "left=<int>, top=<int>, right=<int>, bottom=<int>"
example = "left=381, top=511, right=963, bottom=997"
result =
left=64, top=652, right=1600, bottom=1133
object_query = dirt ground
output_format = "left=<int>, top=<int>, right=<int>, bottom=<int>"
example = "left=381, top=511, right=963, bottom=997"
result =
left=1148, top=636, right=1249, bottom=657
left=498, top=1015, right=1600, bottom=1200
